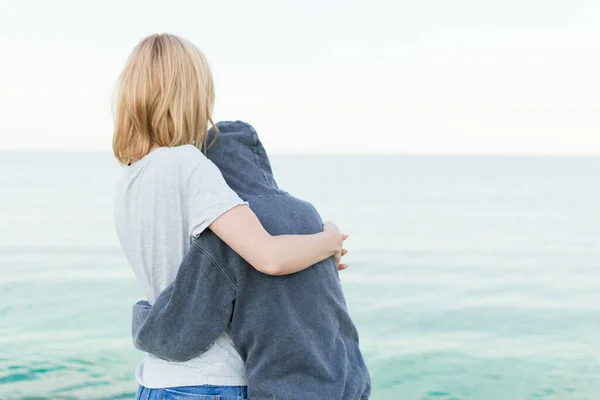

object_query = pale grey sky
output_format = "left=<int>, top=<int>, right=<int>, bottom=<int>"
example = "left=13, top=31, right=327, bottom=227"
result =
left=0, top=0, right=599, bottom=154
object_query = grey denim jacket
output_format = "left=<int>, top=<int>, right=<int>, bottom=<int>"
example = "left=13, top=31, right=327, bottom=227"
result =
left=131, top=121, right=371, bottom=400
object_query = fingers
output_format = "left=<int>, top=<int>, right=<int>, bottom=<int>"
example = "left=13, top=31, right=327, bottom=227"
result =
left=338, top=246, right=349, bottom=270
left=335, top=234, right=349, bottom=272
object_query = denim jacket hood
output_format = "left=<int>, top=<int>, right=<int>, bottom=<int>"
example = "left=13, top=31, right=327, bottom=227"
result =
left=205, top=121, right=280, bottom=197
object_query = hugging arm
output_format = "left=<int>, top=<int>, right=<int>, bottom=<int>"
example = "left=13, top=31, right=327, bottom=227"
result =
left=188, top=157, right=344, bottom=277
left=210, top=205, right=344, bottom=276
left=132, top=238, right=235, bottom=362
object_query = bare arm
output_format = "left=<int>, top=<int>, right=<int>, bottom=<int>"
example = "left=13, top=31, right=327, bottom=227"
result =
left=209, top=205, right=343, bottom=276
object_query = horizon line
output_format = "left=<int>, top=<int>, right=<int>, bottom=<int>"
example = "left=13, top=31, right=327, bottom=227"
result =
left=0, top=150, right=598, bottom=158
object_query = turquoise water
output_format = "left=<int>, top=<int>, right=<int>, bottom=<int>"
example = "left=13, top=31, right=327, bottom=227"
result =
left=1, top=153, right=599, bottom=400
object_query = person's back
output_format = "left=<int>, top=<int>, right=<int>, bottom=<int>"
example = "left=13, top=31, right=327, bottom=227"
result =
left=132, top=121, right=371, bottom=399
left=114, top=144, right=248, bottom=387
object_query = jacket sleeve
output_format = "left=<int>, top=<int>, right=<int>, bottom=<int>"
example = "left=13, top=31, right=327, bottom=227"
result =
left=131, top=239, right=236, bottom=362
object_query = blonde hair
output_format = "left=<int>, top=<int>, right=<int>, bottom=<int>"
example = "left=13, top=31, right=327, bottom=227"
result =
left=113, top=33, right=217, bottom=165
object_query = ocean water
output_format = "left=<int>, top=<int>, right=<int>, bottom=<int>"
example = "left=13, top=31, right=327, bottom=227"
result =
left=1, top=153, right=599, bottom=400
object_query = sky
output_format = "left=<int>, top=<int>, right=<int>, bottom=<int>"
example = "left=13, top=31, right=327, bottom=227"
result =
left=0, top=0, right=599, bottom=155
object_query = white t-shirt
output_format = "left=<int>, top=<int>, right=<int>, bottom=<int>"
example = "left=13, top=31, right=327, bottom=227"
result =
left=114, top=144, right=248, bottom=388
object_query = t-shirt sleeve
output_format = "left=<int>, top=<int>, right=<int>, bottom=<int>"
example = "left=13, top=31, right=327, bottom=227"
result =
left=187, top=157, right=246, bottom=238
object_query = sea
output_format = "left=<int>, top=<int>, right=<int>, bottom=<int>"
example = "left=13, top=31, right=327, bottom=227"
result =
left=0, top=153, right=598, bottom=400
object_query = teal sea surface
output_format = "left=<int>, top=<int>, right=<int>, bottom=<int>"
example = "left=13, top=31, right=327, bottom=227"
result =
left=1, top=153, right=599, bottom=400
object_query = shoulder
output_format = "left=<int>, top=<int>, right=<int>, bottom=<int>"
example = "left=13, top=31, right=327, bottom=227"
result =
left=139, top=145, right=217, bottom=189
left=157, top=144, right=211, bottom=175
left=164, top=144, right=208, bottom=164
left=172, top=145, right=234, bottom=194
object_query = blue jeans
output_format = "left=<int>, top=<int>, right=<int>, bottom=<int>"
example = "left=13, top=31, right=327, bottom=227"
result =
left=136, top=384, right=248, bottom=400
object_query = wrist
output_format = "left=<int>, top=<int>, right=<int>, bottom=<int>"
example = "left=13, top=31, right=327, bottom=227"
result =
left=323, top=230, right=342, bottom=254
